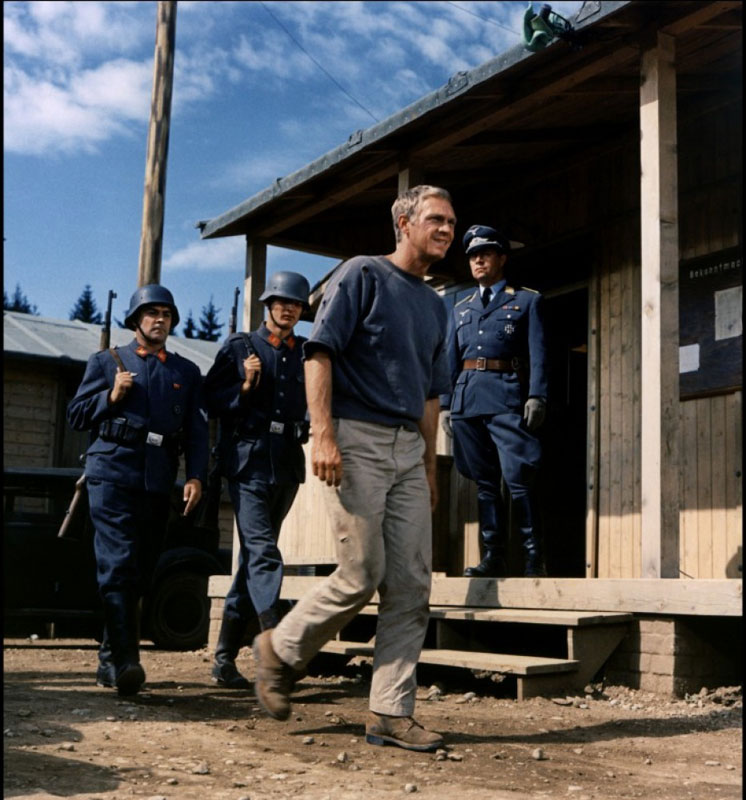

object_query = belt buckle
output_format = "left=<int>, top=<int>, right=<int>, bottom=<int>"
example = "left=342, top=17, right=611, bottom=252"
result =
left=475, top=356, right=487, bottom=371
left=269, top=421, right=285, bottom=435
left=146, top=432, right=163, bottom=447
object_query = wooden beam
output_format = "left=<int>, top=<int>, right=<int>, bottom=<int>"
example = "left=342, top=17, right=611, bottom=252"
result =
left=137, top=1, right=177, bottom=287
left=639, top=33, right=680, bottom=579
left=661, top=1, right=742, bottom=36
left=416, top=44, right=639, bottom=158
left=208, top=575, right=743, bottom=616
left=397, top=163, right=425, bottom=193
left=244, top=237, right=267, bottom=333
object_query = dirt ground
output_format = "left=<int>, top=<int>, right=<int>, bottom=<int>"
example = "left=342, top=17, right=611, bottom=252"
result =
left=3, top=637, right=742, bottom=800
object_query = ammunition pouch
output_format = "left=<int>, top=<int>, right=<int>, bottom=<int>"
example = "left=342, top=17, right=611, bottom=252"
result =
left=98, top=417, right=145, bottom=446
left=98, top=417, right=182, bottom=453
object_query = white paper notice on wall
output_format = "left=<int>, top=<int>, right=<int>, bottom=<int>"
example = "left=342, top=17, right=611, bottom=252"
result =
left=714, top=286, right=742, bottom=340
left=679, top=343, right=700, bottom=374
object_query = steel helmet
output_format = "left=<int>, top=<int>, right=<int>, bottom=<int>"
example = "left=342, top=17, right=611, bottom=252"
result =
left=123, top=284, right=180, bottom=330
left=259, top=271, right=310, bottom=309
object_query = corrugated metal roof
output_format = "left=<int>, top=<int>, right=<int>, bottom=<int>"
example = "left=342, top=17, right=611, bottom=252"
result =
left=3, top=311, right=221, bottom=376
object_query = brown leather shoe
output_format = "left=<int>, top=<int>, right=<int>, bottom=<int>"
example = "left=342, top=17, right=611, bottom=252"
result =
left=252, top=630, right=296, bottom=721
left=365, top=711, right=444, bottom=752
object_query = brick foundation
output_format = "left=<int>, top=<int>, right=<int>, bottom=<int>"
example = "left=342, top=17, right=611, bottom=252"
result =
left=604, top=615, right=742, bottom=696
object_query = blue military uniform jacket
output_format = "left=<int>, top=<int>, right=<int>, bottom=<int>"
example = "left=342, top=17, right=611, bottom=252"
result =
left=443, top=284, right=548, bottom=419
left=67, top=339, right=209, bottom=494
left=204, top=325, right=308, bottom=485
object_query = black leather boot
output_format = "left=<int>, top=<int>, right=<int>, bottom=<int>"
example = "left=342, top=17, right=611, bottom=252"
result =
left=464, top=550, right=508, bottom=578
left=103, top=591, right=146, bottom=696
left=513, top=494, right=548, bottom=577
left=212, top=615, right=251, bottom=689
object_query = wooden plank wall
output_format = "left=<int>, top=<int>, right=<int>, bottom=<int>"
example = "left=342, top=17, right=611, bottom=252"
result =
left=3, top=367, right=58, bottom=467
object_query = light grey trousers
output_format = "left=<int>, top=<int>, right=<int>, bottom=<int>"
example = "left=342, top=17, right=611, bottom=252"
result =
left=271, top=418, right=433, bottom=716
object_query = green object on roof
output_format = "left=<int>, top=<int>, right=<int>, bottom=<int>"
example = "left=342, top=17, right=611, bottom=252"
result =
left=523, top=2, right=574, bottom=52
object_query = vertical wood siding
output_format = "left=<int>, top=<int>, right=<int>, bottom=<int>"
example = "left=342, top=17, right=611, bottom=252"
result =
left=3, top=367, right=58, bottom=467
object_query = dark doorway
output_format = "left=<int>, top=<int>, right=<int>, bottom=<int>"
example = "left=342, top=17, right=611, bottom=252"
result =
left=506, top=287, right=589, bottom=577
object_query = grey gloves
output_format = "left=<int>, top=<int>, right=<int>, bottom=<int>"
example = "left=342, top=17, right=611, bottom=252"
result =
left=523, top=397, right=547, bottom=431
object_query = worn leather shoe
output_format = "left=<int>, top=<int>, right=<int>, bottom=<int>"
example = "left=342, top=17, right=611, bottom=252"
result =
left=252, top=630, right=296, bottom=721
left=365, top=712, right=443, bottom=752
left=211, top=660, right=251, bottom=689
left=115, top=662, right=145, bottom=697
left=463, top=554, right=508, bottom=578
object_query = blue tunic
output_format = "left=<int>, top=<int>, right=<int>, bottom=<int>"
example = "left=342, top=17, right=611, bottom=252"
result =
left=305, top=255, right=450, bottom=429
left=67, top=339, right=209, bottom=493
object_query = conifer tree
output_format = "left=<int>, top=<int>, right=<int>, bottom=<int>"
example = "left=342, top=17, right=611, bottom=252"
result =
left=182, top=309, right=197, bottom=339
left=69, top=285, right=102, bottom=324
left=197, top=297, right=223, bottom=342
left=3, top=283, right=39, bottom=314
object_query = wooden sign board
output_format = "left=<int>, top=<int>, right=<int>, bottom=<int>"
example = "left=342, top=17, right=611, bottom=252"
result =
left=679, top=246, right=742, bottom=399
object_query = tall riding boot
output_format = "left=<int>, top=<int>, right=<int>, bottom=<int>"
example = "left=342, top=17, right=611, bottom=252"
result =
left=102, top=591, right=146, bottom=696
left=513, top=494, right=547, bottom=577
left=212, top=615, right=251, bottom=689
left=96, top=628, right=116, bottom=688
left=464, top=489, right=508, bottom=577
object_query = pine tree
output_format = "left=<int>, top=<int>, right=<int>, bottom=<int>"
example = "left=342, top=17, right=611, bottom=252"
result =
left=197, top=297, right=223, bottom=342
left=70, top=285, right=103, bottom=324
left=3, top=283, right=39, bottom=314
left=182, top=310, right=197, bottom=339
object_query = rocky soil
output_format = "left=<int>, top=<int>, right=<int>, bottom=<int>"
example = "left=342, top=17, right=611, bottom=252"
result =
left=3, top=637, right=742, bottom=800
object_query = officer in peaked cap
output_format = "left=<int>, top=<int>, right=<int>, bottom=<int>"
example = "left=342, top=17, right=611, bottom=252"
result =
left=204, top=271, right=311, bottom=689
left=441, top=225, right=548, bottom=577
left=67, top=284, right=209, bottom=695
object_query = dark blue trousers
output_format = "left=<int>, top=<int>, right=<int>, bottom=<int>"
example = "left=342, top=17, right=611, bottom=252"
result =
left=223, top=474, right=298, bottom=626
left=86, top=479, right=169, bottom=598
left=452, top=413, right=541, bottom=553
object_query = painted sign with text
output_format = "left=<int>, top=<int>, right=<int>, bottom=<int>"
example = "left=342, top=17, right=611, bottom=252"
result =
left=679, top=246, right=742, bottom=399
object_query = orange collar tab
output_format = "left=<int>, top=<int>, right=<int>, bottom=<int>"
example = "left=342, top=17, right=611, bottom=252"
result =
left=135, top=346, right=167, bottom=363
left=266, top=332, right=295, bottom=350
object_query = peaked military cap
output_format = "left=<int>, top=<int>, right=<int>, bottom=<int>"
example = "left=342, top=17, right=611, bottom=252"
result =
left=463, top=225, right=511, bottom=255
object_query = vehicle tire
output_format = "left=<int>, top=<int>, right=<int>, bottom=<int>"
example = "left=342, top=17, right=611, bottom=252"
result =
left=146, top=571, right=209, bottom=651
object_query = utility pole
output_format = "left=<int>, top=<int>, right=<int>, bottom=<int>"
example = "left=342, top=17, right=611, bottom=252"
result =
left=137, top=1, right=177, bottom=287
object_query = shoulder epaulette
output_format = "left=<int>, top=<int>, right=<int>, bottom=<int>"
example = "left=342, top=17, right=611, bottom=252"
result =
left=455, top=291, right=477, bottom=307
left=505, top=286, right=516, bottom=296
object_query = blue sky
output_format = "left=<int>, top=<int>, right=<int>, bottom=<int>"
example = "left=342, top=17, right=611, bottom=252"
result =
left=4, top=0, right=582, bottom=335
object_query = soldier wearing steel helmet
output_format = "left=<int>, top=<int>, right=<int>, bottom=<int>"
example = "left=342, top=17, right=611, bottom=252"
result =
left=441, top=225, right=548, bottom=578
left=67, top=284, right=209, bottom=696
left=204, top=271, right=310, bottom=689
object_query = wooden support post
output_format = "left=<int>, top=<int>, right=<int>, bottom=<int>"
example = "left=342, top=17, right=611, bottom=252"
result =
left=397, top=164, right=425, bottom=194
left=639, top=33, right=680, bottom=578
left=227, top=237, right=268, bottom=575
left=137, top=1, right=177, bottom=287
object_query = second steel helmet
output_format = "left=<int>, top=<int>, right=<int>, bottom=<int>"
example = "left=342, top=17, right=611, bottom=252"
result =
left=123, top=284, right=180, bottom=330
left=259, top=271, right=310, bottom=309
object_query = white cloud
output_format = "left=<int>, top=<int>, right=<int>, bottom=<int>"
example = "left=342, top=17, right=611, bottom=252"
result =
left=163, top=237, right=246, bottom=271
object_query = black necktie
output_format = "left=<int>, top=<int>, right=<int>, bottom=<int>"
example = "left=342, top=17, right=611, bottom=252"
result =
left=481, top=287, right=492, bottom=308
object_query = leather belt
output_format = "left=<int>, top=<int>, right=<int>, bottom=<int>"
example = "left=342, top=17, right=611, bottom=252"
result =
left=462, top=357, right=514, bottom=372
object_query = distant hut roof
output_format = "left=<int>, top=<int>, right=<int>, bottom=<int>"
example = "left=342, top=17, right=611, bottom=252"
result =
left=3, top=312, right=220, bottom=376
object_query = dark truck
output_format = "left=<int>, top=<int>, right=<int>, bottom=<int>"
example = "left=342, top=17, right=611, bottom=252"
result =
left=3, top=466, right=231, bottom=650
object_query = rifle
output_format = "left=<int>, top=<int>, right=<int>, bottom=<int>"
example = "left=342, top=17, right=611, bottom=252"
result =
left=99, top=289, right=117, bottom=351
left=59, top=288, right=117, bottom=537
left=228, top=286, right=240, bottom=335
left=57, top=473, right=87, bottom=539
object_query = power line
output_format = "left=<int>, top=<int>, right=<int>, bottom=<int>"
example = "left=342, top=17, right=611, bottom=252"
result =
left=258, top=1, right=379, bottom=124
left=444, top=1, right=522, bottom=37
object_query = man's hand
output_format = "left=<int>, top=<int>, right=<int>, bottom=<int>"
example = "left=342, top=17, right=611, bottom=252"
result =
left=440, top=409, right=453, bottom=438
left=182, top=478, right=202, bottom=516
left=523, top=397, right=547, bottom=431
left=109, top=367, right=136, bottom=404
left=240, top=354, right=262, bottom=394
left=425, top=461, right=438, bottom=511
left=311, top=428, right=343, bottom=487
